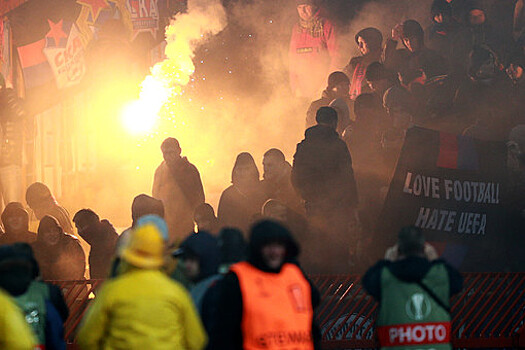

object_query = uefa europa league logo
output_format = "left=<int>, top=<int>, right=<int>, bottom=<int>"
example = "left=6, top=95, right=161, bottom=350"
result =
left=406, top=293, right=431, bottom=320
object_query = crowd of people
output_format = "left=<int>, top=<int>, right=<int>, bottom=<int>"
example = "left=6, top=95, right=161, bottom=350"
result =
left=0, top=0, right=524, bottom=348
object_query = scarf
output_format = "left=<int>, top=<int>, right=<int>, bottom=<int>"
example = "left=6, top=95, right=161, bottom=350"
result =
left=299, top=13, right=324, bottom=38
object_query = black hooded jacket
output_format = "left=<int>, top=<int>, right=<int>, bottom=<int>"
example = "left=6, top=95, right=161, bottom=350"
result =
left=209, top=221, right=321, bottom=350
left=292, top=125, right=358, bottom=209
left=362, top=257, right=463, bottom=302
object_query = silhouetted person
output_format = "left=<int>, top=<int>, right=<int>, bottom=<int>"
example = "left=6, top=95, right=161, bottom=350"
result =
left=365, top=61, right=398, bottom=102
left=32, top=215, right=85, bottom=280
left=25, top=182, right=74, bottom=234
left=426, top=0, right=464, bottom=59
left=292, top=107, right=358, bottom=272
left=261, top=148, right=303, bottom=214
left=0, top=202, right=36, bottom=245
left=344, top=27, right=383, bottom=100
left=153, top=137, right=205, bottom=244
left=218, top=153, right=267, bottom=235
left=194, top=203, right=221, bottom=235
left=73, top=209, right=118, bottom=279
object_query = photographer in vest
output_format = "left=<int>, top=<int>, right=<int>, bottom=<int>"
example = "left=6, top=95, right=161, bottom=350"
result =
left=362, top=226, right=462, bottom=349
left=210, top=220, right=321, bottom=350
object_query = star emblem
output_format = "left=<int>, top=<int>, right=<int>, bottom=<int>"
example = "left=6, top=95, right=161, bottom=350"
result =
left=77, top=0, right=110, bottom=22
left=46, top=19, right=68, bottom=47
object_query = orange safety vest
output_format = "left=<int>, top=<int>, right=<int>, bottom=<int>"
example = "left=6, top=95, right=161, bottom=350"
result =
left=230, top=261, right=314, bottom=350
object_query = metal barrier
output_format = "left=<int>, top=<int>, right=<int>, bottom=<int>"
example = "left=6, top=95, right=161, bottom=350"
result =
left=50, top=273, right=525, bottom=349
left=311, top=273, right=525, bottom=349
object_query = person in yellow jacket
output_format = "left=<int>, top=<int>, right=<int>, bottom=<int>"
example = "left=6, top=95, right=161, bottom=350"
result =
left=77, top=223, right=207, bottom=350
left=0, top=288, right=36, bottom=350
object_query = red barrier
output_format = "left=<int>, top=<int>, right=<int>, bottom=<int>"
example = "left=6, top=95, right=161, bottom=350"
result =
left=50, top=273, right=525, bottom=349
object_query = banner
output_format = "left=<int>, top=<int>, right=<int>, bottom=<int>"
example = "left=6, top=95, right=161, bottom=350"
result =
left=378, top=127, right=510, bottom=271
left=126, top=0, right=159, bottom=40
left=44, top=21, right=86, bottom=89
left=0, top=18, right=12, bottom=87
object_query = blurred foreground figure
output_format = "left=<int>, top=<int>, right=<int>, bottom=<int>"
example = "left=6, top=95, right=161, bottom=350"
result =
left=25, top=182, right=74, bottom=234
left=194, top=203, right=221, bottom=235
left=289, top=0, right=338, bottom=98
left=210, top=220, right=321, bottom=350
left=153, top=137, right=205, bottom=244
left=32, top=215, right=85, bottom=280
left=218, top=152, right=267, bottom=235
left=0, top=202, right=36, bottom=245
left=363, top=226, right=462, bottom=350
left=0, top=245, right=36, bottom=349
left=73, top=209, right=118, bottom=279
left=77, top=224, right=207, bottom=350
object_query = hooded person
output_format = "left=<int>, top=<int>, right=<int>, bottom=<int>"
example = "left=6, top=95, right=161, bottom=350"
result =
left=6, top=243, right=68, bottom=349
left=362, top=226, right=463, bottom=350
left=73, top=209, right=119, bottom=279
left=176, top=231, right=221, bottom=313
left=209, top=220, right=321, bottom=350
left=306, top=71, right=352, bottom=131
left=194, top=203, right=221, bottom=235
left=217, top=152, right=268, bottom=235
left=344, top=27, right=384, bottom=100
left=153, top=137, right=205, bottom=245
left=289, top=0, right=339, bottom=98
left=426, top=0, right=464, bottom=58
left=0, top=202, right=36, bottom=245
left=0, top=245, right=37, bottom=349
left=77, top=224, right=207, bottom=350
left=32, top=215, right=85, bottom=280
left=25, top=182, right=74, bottom=234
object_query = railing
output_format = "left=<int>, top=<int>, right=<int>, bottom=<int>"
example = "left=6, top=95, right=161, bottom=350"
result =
left=49, top=272, right=525, bottom=349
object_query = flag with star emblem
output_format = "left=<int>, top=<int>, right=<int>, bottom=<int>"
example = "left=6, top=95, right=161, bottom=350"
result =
left=43, top=20, right=86, bottom=88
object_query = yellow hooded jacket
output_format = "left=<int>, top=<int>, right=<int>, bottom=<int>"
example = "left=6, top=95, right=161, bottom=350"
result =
left=77, top=268, right=207, bottom=350
left=0, top=289, right=36, bottom=350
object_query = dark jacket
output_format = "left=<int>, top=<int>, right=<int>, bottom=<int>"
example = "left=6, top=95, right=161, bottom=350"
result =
left=32, top=234, right=85, bottom=280
left=208, top=222, right=321, bottom=350
left=362, top=257, right=463, bottom=302
left=292, top=125, right=358, bottom=209
left=82, top=220, right=118, bottom=279
left=217, top=185, right=267, bottom=235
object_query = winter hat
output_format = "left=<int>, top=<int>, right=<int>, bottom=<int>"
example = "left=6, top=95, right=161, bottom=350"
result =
left=355, top=27, right=383, bottom=52
left=398, top=226, right=425, bottom=257
left=431, top=0, right=452, bottom=18
left=136, top=214, right=169, bottom=242
left=248, top=220, right=299, bottom=269
left=295, top=0, right=316, bottom=6
left=327, top=71, right=350, bottom=89
left=177, top=231, right=220, bottom=280
left=402, top=20, right=424, bottom=42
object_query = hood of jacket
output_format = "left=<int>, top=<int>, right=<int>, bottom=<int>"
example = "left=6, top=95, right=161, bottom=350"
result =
left=304, top=124, right=339, bottom=141
left=179, top=231, right=220, bottom=281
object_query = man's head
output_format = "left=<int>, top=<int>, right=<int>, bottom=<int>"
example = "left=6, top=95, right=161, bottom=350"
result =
left=355, top=27, right=383, bottom=56
left=25, top=182, right=54, bottom=220
left=177, top=231, right=220, bottom=282
left=37, top=215, right=63, bottom=246
left=263, top=148, right=287, bottom=182
left=397, top=226, right=425, bottom=258
left=402, top=20, right=425, bottom=52
left=262, top=199, right=288, bottom=222
left=431, top=0, right=452, bottom=24
left=248, top=220, right=299, bottom=272
left=315, top=106, right=338, bottom=130
left=161, top=137, right=182, bottom=164
left=1, top=202, right=29, bottom=235
left=232, top=152, right=260, bottom=186
left=296, top=0, right=316, bottom=21
left=354, top=93, right=383, bottom=122
left=131, top=194, right=165, bottom=226
left=467, top=4, right=486, bottom=26
left=73, top=209, right=100, bottom=240
left=327, top=71, right=350, bottom=98
left=365, top=61, right=392, bottom=95
left=193, top=203, right=218, bottom=233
